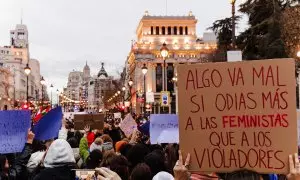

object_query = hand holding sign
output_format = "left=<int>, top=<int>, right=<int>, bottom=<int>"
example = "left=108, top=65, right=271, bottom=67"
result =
left=27, top=129, right=35, bottom=144
left=287, top=154, right=300, bottom=180
left=173, top=150, right=191, bottom=180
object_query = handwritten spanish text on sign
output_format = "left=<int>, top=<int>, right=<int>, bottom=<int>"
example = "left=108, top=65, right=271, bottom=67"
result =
left=150, top=114, right=179, bottom=144
left=0, top=110, right=31, bottom=153
left=177, top=59, right=297, bottom=174
left=120, top=114, right=137, bottom=137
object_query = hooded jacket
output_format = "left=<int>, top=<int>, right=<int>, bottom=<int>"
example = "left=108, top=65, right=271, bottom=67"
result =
left=0, top=143, right=33, bottom=180
left=33, top=139, right=76, bottom=180
left=79, top=137, right=89, bottom=163
left=152, top=171, right=174, bottom=180
left=27, top=151, right=46, bottom=170
left=90, top=142, right=102, bottom=152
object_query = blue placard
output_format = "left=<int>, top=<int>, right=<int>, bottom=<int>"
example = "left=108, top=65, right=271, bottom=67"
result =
left=33, top=106, right=63, bottom=141
left=150, top=114, right=179, bottom=144
left=0, top=110, right=31, bottom=153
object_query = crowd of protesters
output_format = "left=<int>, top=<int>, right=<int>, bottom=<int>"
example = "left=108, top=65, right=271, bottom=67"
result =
left=1, top=114, right=300, bottom=180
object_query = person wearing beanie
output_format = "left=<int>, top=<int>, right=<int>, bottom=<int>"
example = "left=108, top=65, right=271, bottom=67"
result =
left=33, top=139, right=76, bottom=180
left=115, top=140, right=128, bottom=153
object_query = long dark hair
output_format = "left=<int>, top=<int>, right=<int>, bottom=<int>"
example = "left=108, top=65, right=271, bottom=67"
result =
left=86, top=150, right=103, bottom=169
left=0, top=155, right=7, bottom=179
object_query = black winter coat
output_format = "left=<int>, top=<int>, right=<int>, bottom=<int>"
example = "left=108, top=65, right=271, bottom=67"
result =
left=0, top=143, right=33, bottom=180
left=33, top=165, right=75, bottom=180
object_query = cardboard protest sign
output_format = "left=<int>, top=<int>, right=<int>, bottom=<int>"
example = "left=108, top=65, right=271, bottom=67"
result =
left=150, top=114, right=179, bottom=144
left=33, top=106, right=63, bottom=141
left=120, top=113, right=137, bottom=137
left=177, top=59, right=297, bottom=174
left=0, top=110, right=31, bottom=153
left=64, top=112, right=86, bottom=120
left=297, top=110, right=300, bottom=146
left=74, top=114, right=104, bottom=130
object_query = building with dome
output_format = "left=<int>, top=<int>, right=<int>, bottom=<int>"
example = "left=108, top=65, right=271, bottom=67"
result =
left=62, top=62, right=114, bottom=111
left=88, top=63, right=114, bottom=111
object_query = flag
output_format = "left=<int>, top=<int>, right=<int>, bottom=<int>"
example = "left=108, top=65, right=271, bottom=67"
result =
left=33, top=106, right=63, bottom=140
left=33, top=106, right=51, bottom=124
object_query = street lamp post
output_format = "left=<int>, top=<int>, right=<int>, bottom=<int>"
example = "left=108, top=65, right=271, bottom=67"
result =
left=122, top=86, right=126, bottom=105
left=230, top=0, right=236, bottom=49
left=24, top=63, right=31, bottom=103
left=50, top=84, right=53, bottom=107
left=160, top=43, right=169, bottom=91
left=128, top=78, right=133, bottom=113
left=56, top=89, right=59, bottom=106
left=160, top=43, right=169, bottom=113
left=172, top=75, right=178, bottom=114
left=142, top=64, right=148, bottom=115
left=40, top=76, right=45, bottom=107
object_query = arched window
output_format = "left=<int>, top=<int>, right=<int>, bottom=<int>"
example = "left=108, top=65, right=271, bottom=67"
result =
left=156, top=26, right=160, bottom=35
left=174, top=27, right=177, bottom=35
left=162, top=26, right=166, bottom=35
left=151, top=26, right=154, bottom=35
left=156, top=64, right=162, bottom=92
left=179, top=27, right=183, bottom=35
left=185, top=26, right=188, bottom=35
left=167, top=26, right=171, bottom=35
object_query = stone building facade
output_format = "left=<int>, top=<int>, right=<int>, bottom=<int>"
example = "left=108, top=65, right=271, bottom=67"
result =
left=124, top=11, right=218, bottom=114
left=0, top=23, right=43, bottom=107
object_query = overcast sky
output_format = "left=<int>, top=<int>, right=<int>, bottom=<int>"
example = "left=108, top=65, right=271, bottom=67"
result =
left=0, top=0, right=247, bottom=94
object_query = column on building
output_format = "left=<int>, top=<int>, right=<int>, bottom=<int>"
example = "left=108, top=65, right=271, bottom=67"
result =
left=152, top=63, right=156, bottom=92
left=134, top=64, right=141, bottom=115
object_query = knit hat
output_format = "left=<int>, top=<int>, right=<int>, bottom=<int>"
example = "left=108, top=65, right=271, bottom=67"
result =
left=115, top=141, right=128, bottom=153
left=44, top=139, right=75, bottom=168
left=152, top=171, right=174, bottom=180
